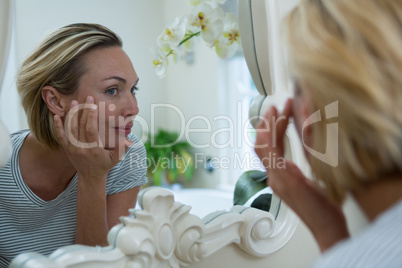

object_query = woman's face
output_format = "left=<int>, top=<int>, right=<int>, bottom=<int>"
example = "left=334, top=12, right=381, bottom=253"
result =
left=66, top=46, right=139, bottom=149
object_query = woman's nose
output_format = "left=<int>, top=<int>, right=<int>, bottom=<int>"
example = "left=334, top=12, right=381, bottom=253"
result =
left=122, top=95, right=139, bottom=117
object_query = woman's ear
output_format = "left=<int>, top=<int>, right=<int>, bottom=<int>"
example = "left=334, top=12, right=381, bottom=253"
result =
left=41, top=86, right=67, bottom=117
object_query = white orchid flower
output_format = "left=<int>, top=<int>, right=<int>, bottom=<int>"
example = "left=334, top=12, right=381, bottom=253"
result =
left=180, top=19, right=201, bottom=51
left=214, top=37, right=238, bottom=59
left=222, top=13, right=240, bottom=45
left=183, top=31, right=201, bottom=51
left=187, top=0, right=205, bottom=6
left=152, top=0, right=240, bottom=77
left=214, top=12, right=240, bottom=59
left=188, top=3, right=224, bottom=44
left=157, top=37, right=171, bottom=55
left=188, top=0, right=227, bottom=6
left=151, top=47, right=168, bottom=78
left=157, top=17, right=186, bottom=51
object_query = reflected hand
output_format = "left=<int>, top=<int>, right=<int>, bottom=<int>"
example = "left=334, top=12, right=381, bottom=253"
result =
left=54, top=96, right=132, bottom=182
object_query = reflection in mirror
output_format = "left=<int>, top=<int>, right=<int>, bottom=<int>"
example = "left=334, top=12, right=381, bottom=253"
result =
left=235, top=0, right=303, bottom=223
left=1, top=0, right=286, bottom=195
left=269, top=193, right=282, bottom=219
left=0, top=0, right=283, bottom=237
left=223, top=57, right=285, bottom=220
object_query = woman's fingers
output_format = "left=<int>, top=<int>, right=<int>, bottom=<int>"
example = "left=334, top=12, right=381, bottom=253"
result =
left=255, top=100, right=294, bottom=173
left=63, top=100, right=80, bottom=147
left=79, top=96, right=93, bottom=142
left=276, top=99, right=292, bottom=141
left=255, top=107, right=273, bottom=155
left=256, top=106, right=281, bottom=152
left=54, top=114, right=69, bottom=148
left=66, top=96, right=98, bottom=148
left=57, top=96, right=99, bottom=150
left=109, top=138, right=133, bottom=164
left=84, top=98, right=99, bottom=146
left=254, top=107, right=274, bottom=171
left=273, top=99, right=293, bottom=155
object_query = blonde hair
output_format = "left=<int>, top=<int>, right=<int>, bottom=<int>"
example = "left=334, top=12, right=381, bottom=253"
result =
left=285, top=0, right=402, bottom=203
left=17, top=23, right=122, bottom=150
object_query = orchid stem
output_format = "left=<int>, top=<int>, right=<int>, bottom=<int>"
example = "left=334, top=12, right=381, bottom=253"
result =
left=166, top=31, right=201, bottom=57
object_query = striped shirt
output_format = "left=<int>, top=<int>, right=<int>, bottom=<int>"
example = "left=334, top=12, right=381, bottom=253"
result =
left=312, top=200, right=402, bottom=268
left=0, top=129, right=147, bottom=267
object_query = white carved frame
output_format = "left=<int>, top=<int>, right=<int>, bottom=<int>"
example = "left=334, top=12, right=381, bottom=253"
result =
left=11, top=187, right=301, bottom=268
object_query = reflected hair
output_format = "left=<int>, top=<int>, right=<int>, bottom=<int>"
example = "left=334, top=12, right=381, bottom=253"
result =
left=285, top=0, right=402, bottom=203
left=17, top=23, right=122, bottom=150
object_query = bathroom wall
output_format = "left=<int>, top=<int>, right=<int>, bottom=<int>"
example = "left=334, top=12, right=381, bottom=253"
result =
left=11, top=0, right=167, bottom=132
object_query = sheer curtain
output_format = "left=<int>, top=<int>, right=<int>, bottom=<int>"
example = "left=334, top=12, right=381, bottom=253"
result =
left=0, top=0, right=12, bottom=88
left=0, top=0, right=13, bottom=167
left=0, top=0, right=23, bottom=134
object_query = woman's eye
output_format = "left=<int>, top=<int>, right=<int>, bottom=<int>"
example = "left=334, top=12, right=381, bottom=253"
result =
left=131, top=86, right=139, bottom=94
left=106, top=88, right=118, bottom=95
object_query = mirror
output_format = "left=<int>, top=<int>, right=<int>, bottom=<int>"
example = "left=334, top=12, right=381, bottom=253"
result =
left=237, top=0, right=307, bottom=220
left=0, top=0, right=305, bottom=220
left=0, top=0, right=271, bottom=194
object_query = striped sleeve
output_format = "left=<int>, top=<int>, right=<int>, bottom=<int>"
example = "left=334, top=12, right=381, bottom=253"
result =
left=106, top=134, right=148, bottom=195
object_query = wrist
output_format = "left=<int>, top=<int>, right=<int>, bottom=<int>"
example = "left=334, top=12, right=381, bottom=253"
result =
left=313, top=224, right=349, bottom=252
left=77, top=173, right=107, bottom=192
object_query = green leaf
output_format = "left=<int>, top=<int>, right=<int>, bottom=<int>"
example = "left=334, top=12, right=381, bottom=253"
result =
left=144, top=129, right=195, bottom=186
left=153, top=168, right=163, bottom=186
left=233, top=170, right=268, bottom=206
left=167, top=159, right=178, bottom=183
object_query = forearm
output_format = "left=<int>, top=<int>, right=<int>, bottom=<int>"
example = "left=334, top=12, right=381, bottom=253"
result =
left=280, top=176, right=349, bottom=252
left=75, top=174, right=109, bottom=246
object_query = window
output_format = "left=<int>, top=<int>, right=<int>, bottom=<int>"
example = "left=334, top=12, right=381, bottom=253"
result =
left=217, top=54, right=265, bottom=189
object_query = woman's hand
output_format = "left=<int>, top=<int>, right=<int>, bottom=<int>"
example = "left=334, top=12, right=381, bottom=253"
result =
left=254, top=99, right=297, bottom=198
left=54, top=96, right=131, bottom=182
left=54, top=95, right=134, bottom=246
left=254, top=99, right=349, bottom=252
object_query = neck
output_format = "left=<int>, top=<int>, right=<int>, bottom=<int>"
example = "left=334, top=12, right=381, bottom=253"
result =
left=353, top=175, right=402, bottom=221
left=18, top=133, right=78, bottom=201
left=22, top=133, right=76, bottom=182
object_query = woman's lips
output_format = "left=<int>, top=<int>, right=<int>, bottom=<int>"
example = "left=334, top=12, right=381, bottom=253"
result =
left=115, top=127, right=131, bottom=135
left=114, top=123, right=133, bottom=135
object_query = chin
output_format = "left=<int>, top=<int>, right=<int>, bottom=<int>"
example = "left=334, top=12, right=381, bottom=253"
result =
left=100, top=128, right=129, bottom=148
left=103, top=136, right=129, bottom=149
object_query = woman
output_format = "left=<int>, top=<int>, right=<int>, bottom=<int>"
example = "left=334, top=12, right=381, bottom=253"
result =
left=255, top=0, right=402, bottom=266
left=0, top=23, right=147, bottom=266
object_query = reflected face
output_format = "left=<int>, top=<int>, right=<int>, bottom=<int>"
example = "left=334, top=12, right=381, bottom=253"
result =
left=66, top=46, right=139, bottom=149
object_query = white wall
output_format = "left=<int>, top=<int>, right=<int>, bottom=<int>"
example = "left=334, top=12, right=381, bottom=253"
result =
left=11, top=0, right=167, bottom=135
